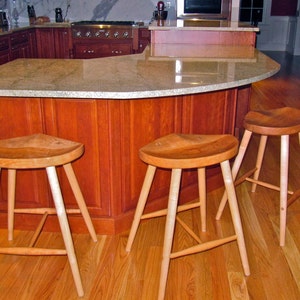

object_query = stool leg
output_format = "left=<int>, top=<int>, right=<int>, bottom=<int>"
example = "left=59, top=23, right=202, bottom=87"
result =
left=279, top=135, right=289, bottom=246
left=159, top=168, right=182, bottom=300
left=126, top=165, right=157, bottom=252
left=220, top=160, right=250, bottom=276
left=46, top=166, right=84, bottom=297
left=216, top=130, right=252, bottom=220
left=63, top=163, right=97, bottom=242
left=251, top=135, right=268, bottom=193
left=7, top=169, right=16, bottom=241
left=198, top=168, right=206, bottom=232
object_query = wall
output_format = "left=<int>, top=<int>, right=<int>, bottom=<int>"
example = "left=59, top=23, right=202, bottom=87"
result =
left=2, top=0, right=176, bottom=24
left=256, top=0, right=300, bottom=53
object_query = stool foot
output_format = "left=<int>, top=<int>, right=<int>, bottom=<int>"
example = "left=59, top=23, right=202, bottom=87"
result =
left=46, top=166, right=84, bottom=297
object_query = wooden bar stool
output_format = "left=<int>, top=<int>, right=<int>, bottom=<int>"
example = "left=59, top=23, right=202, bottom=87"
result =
left=216, top=107, right=300, bottom=246
left=0, top=134, right=97, bottom=297
left=126, top=133, right=250, bottom=300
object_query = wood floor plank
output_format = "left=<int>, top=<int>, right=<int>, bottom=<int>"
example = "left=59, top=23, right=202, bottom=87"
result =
left=1, top=51, right=300, bottom=299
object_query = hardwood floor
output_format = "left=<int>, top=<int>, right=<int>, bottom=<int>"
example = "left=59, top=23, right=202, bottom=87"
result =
left=0, top=52, right=300, bottom=299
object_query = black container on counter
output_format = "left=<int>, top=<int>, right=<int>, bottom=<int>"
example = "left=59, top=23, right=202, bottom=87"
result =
left=55, top=8, right=63, bottom=23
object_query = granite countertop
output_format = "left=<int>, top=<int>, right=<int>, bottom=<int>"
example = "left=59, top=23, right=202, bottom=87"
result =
left=0, top=22, right=71, bottom=35
left=149, top=19, right=259, bottom=32
left=0, top=44, right=280, bottom=99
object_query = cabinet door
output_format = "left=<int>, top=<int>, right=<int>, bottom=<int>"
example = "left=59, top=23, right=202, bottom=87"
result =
left=110, top=43, right=132, bottom=56
left=28, top=28, right=37, bottom=58
left=10, top=30, right=31, bottom=60
left=138, top=28, right=151, bottom=53
left=73, top=42, right=111, bottom=58
left=35, top=28, right=55, bottom=58
left=54, top=28, right=72, bottom=58
left=0, top=36, right=10, bottom=65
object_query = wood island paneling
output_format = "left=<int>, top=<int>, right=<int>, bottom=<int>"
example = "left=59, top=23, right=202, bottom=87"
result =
left=0, top=87, right=246, bottom=234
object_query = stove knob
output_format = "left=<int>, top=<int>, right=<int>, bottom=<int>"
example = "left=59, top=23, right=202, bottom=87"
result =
left=123, top=31, right=129, bottom=38
left=95, top=31, right=101, bottom=37
left=85, top=31, right=92, bottom=37
left=105, top=31, right=110, bottom=38
left=76, top=31, right=82, bottom=37
left=114, top=31, right=119, bottom=38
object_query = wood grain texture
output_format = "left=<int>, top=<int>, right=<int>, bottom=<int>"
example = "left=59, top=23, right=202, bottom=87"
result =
left=0, top=51, right=299, bottom=299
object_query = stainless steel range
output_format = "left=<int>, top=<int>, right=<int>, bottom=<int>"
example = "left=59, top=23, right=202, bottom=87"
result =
left=71, top=21, right=140, bottom=59
left=71, top=21, right=136, bottom=40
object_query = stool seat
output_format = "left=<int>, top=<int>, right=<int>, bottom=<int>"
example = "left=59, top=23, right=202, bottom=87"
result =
left=139, top=133, right=238, bottom=169
left=0, top=133, right=97, bottom=297
left=0, top=134, right=84, bottom=168
left=126, top=133, right=249, bottom=299
left=244, top=107, right=300, bottom=135
left=217, top=107, right=300, bottom=246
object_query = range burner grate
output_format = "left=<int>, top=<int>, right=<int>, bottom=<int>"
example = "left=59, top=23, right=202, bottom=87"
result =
left=71, top=21, right=135, bottom=26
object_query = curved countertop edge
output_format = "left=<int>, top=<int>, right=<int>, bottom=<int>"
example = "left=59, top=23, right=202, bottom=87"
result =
left=0, top=44, right=280, bottom=99
left=0, top=69, right=279, bottom=99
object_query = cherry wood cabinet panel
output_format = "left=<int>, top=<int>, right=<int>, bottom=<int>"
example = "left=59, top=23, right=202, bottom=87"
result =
left=35, top=28, right=56, bottom=58
left=0, top=86, right=249, bottom=234
left=10, top=30, right=31, bottom=60
left=73, top=40, right=132, bottom=59
left=53, top=27, right=73, bottom=58
left=35, top=27, right=72, bottom=58
left=0, top=35, right=10, bottom=65
left=0, top=97, right=49, bottom=215
left=137, top=28, right=151, bottom=53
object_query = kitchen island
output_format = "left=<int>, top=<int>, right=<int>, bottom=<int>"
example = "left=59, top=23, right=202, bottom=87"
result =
left=0, top=43, right=279, bottom=234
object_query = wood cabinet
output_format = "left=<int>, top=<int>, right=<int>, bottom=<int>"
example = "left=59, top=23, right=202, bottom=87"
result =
left=54, top=28, right=73, bottom=58
left=0, top=85, right=249, bottom=234
left=10, top=30, right=31, bottom=60
left=0, top=35, right=9, bottom=65
left=138, top=28, right=151, bottom=53
left=36, top=27, right=72, bottom=58
left=73, top=39, right=132, bottom=59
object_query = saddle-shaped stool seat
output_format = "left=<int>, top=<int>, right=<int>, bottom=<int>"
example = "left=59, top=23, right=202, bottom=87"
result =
left=216, top=107, right=300, bottom=246
left=126, top=133, right=250, bottom=299
left=0, top=134, right=97, bottom=297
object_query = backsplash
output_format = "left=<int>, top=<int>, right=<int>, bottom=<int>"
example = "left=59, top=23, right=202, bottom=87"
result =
left=1, top=0, right=176, bottom=24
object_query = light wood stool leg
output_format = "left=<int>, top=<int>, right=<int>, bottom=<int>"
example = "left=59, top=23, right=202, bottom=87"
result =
left=46, top=166, right=84, bottom=297
left=158, top=168, right=182, bottom=300
left=279, top=135, right=289, bottom=246
left=198, top=168, right=206, bottom=232
left=7, top=169, right=16, bottom=241
left=126, top=165, right=157, bottom=252
left=251, top=135, right=268, bottom=193
left=63, top=163, right=97, bottom=242
left=216, top=130, right=252, bottom=220
left=220, top=160, right=250, bottom=276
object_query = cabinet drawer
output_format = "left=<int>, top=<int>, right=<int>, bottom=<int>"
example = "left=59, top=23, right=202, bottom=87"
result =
left=0, top=36, right=9, bottom=51
left=73, top=41, right=132, bottom=58
left=10, top=31, right=29, bottom=47
left=74, top=43, right=111, bottom=58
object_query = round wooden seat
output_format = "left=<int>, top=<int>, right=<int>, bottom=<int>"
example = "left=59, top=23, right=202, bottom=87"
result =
left=139, top=133, right=238, bottom=169
left=244, top=107, right=300, bottom=136
left=0, top=133, right=97, bottom=297
left=126, top=133, right=250, bottom=299
left=0, top=134, right=84, bottom=168
left=217, top=107, right=300, bottom=247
